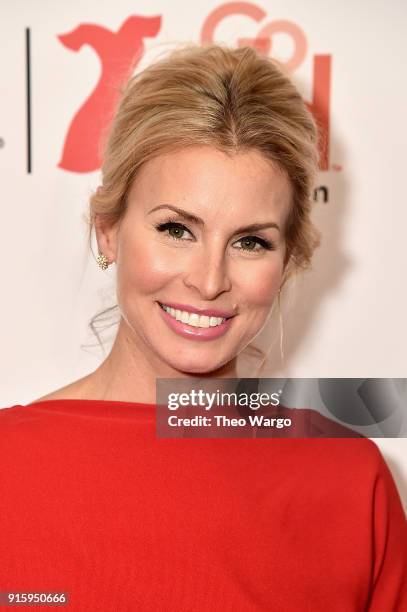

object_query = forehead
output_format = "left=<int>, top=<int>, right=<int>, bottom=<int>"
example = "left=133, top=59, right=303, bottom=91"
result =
left=127, top=146, right=292, bottom=224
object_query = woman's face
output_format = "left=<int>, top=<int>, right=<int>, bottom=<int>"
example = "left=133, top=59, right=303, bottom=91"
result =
left=99, top=146, right=292, bottom=374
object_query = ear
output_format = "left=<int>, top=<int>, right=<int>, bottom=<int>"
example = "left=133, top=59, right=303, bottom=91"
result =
left=94, top=214, right=120, bottom=265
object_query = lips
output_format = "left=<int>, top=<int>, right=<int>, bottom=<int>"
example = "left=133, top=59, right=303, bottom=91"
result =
left=157, top=301, right=235, bottom=341
left=157, top=301, right=235, bottom=319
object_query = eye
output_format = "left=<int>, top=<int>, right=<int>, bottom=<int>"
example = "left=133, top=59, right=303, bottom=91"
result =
left=155, top=221, right=194, bottom=241
left=233, top=236, right=275, bottom=252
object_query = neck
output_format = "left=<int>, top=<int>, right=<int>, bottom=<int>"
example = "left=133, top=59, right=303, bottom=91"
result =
left=84, top=317, right=240, bottom=403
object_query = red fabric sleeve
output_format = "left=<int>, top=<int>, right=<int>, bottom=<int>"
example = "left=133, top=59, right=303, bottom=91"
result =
left=367, top=442, right=407, bottom=610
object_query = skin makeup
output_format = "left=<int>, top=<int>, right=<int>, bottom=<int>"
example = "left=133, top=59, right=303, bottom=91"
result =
left=92, top=145, right=292, bottom=401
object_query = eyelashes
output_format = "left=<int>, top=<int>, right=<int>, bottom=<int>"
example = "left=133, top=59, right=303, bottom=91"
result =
left=155, top=221, right=192, bottom=241
left=236, top=236, right=275, bottom=252
left=154, top=219, right=276, bottom=253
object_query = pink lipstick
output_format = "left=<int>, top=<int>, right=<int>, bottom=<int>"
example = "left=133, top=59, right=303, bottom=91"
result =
left=157, top=301, right=235, bottom=341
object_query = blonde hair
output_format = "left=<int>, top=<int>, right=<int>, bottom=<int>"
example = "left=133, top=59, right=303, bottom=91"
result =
left=86, top=43, right=321, bottom=358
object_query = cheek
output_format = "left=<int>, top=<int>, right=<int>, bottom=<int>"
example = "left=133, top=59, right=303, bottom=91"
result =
left=237, top=260, right=283, bottom=308
left=117, top=238, right=180, bottom=297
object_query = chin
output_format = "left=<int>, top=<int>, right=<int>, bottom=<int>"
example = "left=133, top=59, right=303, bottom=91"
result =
left=177, top=363, right=223, bottom=376
left=164, top=352, right=233, bottom=376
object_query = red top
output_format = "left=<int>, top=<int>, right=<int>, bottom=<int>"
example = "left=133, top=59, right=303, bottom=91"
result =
left=0, top=399, right=406, bottom=611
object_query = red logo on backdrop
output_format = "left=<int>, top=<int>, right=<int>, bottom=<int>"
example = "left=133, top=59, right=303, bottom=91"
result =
left=58, top=3, right=330, bottom=173
left=58, top=16, right=161, bottom=173
left=201, top=3, right=330, bottom=171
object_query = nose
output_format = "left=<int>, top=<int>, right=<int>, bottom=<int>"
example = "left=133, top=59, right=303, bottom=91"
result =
left=182, top=243, right=232, bottom=299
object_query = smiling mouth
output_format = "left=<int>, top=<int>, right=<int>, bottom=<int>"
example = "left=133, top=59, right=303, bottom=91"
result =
left=158, top=302, right=230, bottom=328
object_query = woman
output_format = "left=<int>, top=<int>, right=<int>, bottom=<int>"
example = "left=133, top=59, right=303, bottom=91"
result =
left=1, top=44, right=406, bottom=610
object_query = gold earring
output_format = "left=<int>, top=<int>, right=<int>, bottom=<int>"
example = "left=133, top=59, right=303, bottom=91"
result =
left=97, top=252, right=109, bottom=270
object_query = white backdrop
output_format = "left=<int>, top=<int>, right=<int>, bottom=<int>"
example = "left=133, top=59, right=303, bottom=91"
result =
left=1, top=0, right=406, bottom=510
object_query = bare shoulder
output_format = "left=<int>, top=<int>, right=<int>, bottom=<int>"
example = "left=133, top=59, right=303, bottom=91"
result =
left=29, top=375, right=95, bottom=404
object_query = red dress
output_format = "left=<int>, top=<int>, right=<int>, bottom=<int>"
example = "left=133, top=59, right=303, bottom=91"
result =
left=0, top=399, right=406, bottom=611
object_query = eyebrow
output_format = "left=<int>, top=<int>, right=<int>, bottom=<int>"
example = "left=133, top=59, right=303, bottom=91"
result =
left=148, top=204, right=281, bottom=233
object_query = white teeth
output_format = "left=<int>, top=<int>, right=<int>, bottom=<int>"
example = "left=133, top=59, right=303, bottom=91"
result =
left=199, top=315, right=210, bottom=328
left=161, top=304, right=226, bottom=328
left=181, top=311, right=189, bottom=324
left=189, top=313, right=200, bottom=326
